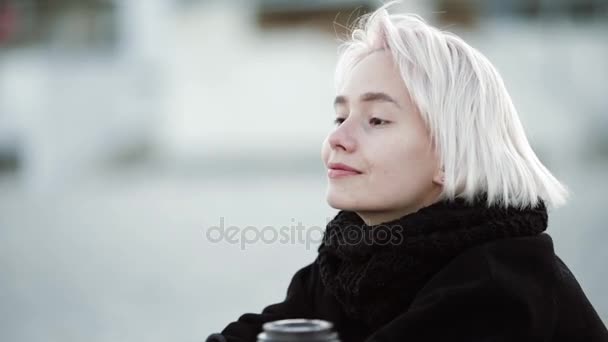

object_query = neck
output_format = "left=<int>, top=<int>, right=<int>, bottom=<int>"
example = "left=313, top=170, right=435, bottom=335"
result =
left=356, top=189, right=443, bottom=226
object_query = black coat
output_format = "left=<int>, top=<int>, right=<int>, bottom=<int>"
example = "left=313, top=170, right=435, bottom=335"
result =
left=206, top=233, right=608, bottom=342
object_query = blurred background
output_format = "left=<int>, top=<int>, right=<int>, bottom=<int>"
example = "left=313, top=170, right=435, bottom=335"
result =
left=0, top=0, right=606, bottom=341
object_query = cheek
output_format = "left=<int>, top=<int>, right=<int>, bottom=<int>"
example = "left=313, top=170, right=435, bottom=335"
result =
left=371, top=135, right=433, bottom=183
left=366, top=139, right=405, bottom=180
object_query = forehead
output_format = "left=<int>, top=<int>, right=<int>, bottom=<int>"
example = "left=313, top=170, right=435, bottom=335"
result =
left=337, top=50, right=411, bottom=107
left=338, top=51, right=408, bottom=98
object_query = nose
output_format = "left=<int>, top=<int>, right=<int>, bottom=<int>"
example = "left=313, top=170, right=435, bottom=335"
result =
left=328, top=120, right=357, bottom=153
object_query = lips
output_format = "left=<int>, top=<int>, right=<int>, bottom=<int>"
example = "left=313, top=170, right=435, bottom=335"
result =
left=328, top=162, right=361, bottom=172
left=327, top=162, right=362, bottom=178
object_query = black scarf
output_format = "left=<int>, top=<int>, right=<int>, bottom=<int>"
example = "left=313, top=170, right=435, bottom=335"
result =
left=316, top=195, right=548, bottom=330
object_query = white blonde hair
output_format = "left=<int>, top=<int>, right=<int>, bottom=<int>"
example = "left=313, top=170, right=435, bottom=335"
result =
left=335, top=1, right=569, bottom=209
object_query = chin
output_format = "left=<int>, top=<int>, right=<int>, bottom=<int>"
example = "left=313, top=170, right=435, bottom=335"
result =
left=326, top=192, right=346, bottom=210
left=326, top=192, right=361, bottom=211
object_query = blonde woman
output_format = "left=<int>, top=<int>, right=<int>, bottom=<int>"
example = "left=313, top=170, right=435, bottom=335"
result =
left=207, top=2, right=608, bottom=341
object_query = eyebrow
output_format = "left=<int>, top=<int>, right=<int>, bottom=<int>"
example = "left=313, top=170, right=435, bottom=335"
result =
left=333, top=92, right=401, bottom=109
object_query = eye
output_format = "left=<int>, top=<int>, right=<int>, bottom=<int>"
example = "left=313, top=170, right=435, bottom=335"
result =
left=369, top=117, right=390, bottom=126
left=333, top=117, right=345, bottom=126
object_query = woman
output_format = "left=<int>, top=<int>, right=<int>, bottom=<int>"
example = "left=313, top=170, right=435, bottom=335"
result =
left=206, top=3, right=608, bottom=341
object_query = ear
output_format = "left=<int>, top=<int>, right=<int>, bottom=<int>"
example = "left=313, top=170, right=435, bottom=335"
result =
left=432, top=167, right=445, bottom=186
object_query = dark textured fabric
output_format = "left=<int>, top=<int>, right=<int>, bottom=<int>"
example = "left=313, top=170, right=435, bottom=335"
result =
left=206, top=198, right=608, bottom=342
left=316, top=196, right=548, bottom=330
left=205, top=333, right=227, bottom=342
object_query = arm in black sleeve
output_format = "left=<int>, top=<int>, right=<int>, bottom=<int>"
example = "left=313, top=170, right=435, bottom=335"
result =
left=206, top=262, right=316, bottom=342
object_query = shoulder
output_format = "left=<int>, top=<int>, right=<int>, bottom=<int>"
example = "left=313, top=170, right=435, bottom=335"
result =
left=410, top=233, right=562, bottom=314
left=418, top=232, right=559, bottom=294
left=419, top=233, right=561, bottom=326
left=367, top=234, right=563, bottom=341
left=397, top=233, right=608, bottom=341
left=284, top=261, right=319, bottom=302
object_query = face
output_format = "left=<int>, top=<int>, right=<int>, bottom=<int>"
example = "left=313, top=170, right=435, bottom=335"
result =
left=321, top=50, right=443, bottom=225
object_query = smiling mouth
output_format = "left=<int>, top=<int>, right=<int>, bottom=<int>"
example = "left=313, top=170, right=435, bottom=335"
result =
left=327, top=169, right=362, bottom=178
